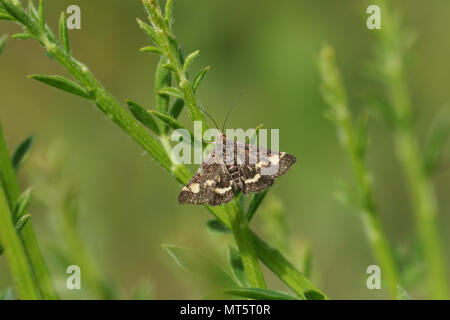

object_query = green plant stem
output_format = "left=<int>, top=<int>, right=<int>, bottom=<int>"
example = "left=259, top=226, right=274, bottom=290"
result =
left=227, top=199, right=266, bottom=289
left=0, top=0, right=325, bottom=299
left=377, top=1, right=449, bottom=299
left=143, top=0, right=206, bottom=129
left=319, top=46, right=399, bottom=298
left=251, top=231, right=320, bottom=297
left=394, top=128, right=448, bottom=299
left=0, top=178, right=39, bottom=299
left=0, top=123, right=58, bottom=299
left=386, top=48, right=448, bottom=300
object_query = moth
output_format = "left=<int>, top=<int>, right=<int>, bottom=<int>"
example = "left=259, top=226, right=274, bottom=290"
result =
left=178, top=133, right=296, bottom=206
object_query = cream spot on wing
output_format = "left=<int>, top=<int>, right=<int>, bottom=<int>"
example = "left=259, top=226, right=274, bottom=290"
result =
left=245, top=173, right=261, bottom=184
left=205, top=179, right=214, bottom=186
left=269, top=154, right=280, bottom=166
left=182, top=186, right=189, bottom=191
left=215, top=186, right=232, bottom=194
left=256, top=161, right=266, bottom=168
left=189, top=183, right=200, bottom=193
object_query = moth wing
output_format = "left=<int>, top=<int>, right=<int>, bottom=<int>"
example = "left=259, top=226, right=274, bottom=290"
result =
left=244, top=142, right=296, bottom=178
left=178, top=163, right=234, bottom=206
left=239, top=163, right=275, bottom=195
left=234, top=141, right=296, bottom=194
left=208, top=165, right=235, bottom=206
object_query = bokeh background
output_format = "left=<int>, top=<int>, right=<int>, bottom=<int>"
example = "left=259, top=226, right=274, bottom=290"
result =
left=1, top=0, right=449, bottom=299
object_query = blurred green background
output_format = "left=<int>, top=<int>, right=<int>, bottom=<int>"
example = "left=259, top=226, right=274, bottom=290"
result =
left=1, top=0, right=449, bottom=299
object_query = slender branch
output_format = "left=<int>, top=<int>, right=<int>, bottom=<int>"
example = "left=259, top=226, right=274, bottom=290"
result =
left=376, top=1, right=449, bottom=299
left=319, top=46, right=400, bottom=298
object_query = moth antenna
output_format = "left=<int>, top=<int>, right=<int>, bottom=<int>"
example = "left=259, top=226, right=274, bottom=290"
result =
left=221, top=104, right=235, bottom=133
left=221, top=91, right=245, bottom=132
left=197, top=105, right=220, bottom=130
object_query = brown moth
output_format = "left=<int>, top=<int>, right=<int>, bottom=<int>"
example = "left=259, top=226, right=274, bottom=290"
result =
left=178, top=133, right=296, bottom=206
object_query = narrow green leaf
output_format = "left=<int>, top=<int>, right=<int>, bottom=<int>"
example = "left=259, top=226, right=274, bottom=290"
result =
left=12, top=134, right=35, bottom=172
left=63, top=188, right=79, bottom=228
left=0, top=0, right=40, bottom=35
left=136, top=18, right=159, bottom=45
left=0, top=34, right=7, bottom=55
left=304, top=289, right=326, bottom=300
left=149, top=110, right=185, bottom=131
left=238, top=192, right=245, bottom=211
left=228, top=246, right=247, bottom=286
left=183, top=50, right=199, bottom=73
left=140, top=46, right=162, bottom=54
left=28, top=74, right=90, bottom=99
left=126, top=100, right=160, bottom=135
left=206, top=219, right=230, bottom=234
left=164, top=0, right=174, bottom=27
left=357, top=111, right=369, bottom=157
left=193, top=66, right=210, bottom=93
left=158, top=87, right=183, bottom=100
left=0, top=181, right=40, bottom=299
left=38, top=0, right=45, bottom=32
left=59, top=11, right=70, bottom=54
left=0, top=243, right=3, bottom=256
left=28, top=0, right=38, bottom=19
left=15, top=214, right=31, bottom=232
left=424, top=109, right=450, bottom=176
left=396, top=285, right=412, bottom=300
left=223, top=288, right=299, bottom=300
left=0, top=12, right=14, bottom=20
left=155, top=60, right=173, bottom=113
left=28, top=1, right=57, bottom=43
left=155, top=57, right=172, bottom=134
left=0, top=4, right=13, bottom=20
left=302, top=245, right=313, bottom=279
left=247, top=123, right=263, bottom=144
left=13, top=188, right=32, bottom=221
left=169, top=98, right=184, bottom=119
left=163, top=244, right=237, bottom=287
left=161, top=62, right=177, bottom=73
left=11, top=33, right=34, bottom=40
left=247, top=190, right=268, bottom=221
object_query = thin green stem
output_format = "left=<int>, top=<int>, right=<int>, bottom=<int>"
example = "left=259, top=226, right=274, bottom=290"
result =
left=319, top=46, right=399, bottom=298
left=143, top=0, right=207, bottom=130
left=0, top=123, right=58, bottom=299
left=376, top=1, right=449, bottom=299
left=227, top=198, right=266, bottom=289
left=0, top=171, right=39, bottom=299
